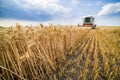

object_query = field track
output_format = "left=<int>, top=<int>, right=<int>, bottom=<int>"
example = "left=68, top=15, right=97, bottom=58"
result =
left=58, top=28, right=120, bottom=80
left=0, top=26, right=120, bottom=80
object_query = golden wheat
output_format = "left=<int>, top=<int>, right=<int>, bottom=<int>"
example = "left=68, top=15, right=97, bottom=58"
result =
left=0, top=25, right=120, bottom=80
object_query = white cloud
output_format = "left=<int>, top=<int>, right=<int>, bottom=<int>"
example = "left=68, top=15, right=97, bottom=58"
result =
left=13, top=0, right=70, bottom=15
left=71, top=0, right=79, bottom=5
left=0, top=18, right=78, bottom=27
left=0, top=19, right=40, bottom=27
left=96, top=1, right=102, bottom=5
left=96, top=16, right=120, bottom=26
left=97, top=2, right=120, bottom=16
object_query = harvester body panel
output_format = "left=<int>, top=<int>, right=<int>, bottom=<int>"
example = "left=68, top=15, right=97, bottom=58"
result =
left=83, top=16, right=95, bottom=27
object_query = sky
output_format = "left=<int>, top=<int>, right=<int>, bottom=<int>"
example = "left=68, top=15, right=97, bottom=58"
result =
left=0, top=0, right=120, bottom=26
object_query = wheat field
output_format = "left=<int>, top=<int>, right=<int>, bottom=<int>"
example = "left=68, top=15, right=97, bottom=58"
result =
left=0, top=24, right=120, bottom=80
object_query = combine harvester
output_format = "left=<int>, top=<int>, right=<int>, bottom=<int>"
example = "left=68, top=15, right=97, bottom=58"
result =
left=78, top=16, right=96, bottom=29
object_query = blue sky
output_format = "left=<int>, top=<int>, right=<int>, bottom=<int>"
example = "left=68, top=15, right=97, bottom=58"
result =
left=0, top=0, right=120, bottom=26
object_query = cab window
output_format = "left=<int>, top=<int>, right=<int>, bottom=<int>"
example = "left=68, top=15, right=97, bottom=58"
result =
left=85, top=18, right=90, bottom=22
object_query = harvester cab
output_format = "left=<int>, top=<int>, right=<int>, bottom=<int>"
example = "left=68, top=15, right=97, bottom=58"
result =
left=82, top=16, right=96, bottom=29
